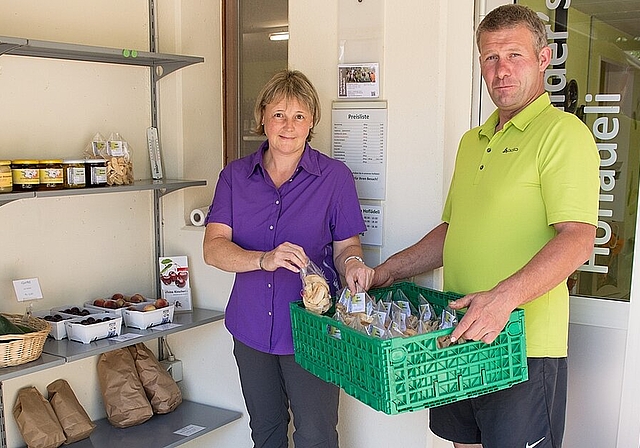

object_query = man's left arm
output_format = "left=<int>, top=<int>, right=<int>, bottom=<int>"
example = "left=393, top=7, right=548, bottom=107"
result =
left=449, top=221, right=596, bottom=344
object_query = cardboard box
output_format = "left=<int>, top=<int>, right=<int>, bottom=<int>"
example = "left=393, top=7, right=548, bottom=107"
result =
left=33, top=309, right=76, bottom=340
left=122, top=303, right=175, bottom=330
left=65, top=313, right=122, bottom=344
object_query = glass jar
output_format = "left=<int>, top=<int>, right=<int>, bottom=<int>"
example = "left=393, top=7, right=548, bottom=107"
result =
left=11, top=160, right=40, bottom=191
left=0, top=160, right=12, bottom=193
left=39, top=159, right=64, bottom=190
left=85, top=159, right=108, bottom=188
left=63, top=159, right=86, bottom=188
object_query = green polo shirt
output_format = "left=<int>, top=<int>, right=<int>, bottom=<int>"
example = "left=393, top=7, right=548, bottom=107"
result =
left=442, top=93, right=599, bottom=357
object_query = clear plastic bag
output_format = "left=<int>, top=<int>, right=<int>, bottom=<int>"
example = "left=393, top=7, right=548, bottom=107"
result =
left=83, top=132, right=134, bottom=185
left=106, top=132, right=134, bottom=185
left=300, top=260, right=331, bottom=314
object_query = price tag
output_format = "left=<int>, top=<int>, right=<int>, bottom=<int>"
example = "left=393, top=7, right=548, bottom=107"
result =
left=12, top=278, right=44, bottom=302
left=350, top=291, right=367, bottom=314
left=174, top=424, right=205, bottom=436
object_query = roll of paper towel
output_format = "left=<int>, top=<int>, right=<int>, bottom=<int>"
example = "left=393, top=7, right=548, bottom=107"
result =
left=190, top=207, right=209, bottom=227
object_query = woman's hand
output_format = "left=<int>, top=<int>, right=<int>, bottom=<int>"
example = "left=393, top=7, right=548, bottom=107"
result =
left=333, top=236, right=374, bottom=293
left=344, top=257, right=375, bottom=293
left=260, top=242, right=309, bottom=273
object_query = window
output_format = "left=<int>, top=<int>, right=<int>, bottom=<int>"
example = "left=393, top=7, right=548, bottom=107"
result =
left=223, top=0, right=288, bottom=165
left=518, top=0, right=640, bottom=300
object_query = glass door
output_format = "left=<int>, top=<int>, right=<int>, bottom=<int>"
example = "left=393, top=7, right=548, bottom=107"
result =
left=514, top=0, right=640, bottom=302
left=223, top=0, right=288, bottom=164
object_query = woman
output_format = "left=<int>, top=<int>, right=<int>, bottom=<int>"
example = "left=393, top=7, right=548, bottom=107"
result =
left=203, top=70, right=373, bottom=448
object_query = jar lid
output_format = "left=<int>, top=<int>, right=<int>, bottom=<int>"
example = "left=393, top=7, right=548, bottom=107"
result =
left=85, top=159, right=106, bottom=164
left=0, top=160, right=11, bottom=166
left=39, top=159, right=63, bottom=164
left=62, top=159, right=86, bottom=164
left=12, top=159, right=39, bottom=164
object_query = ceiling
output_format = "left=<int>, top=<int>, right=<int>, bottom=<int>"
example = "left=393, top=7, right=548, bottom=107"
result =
left=571, top=0, right=640, bottom=40
left=239, top=0, right=640, bottom=59
left=241, top=0, right=288, bottom=63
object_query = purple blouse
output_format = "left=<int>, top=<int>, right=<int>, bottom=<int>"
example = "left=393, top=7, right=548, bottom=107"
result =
left=206, top=141, right=366, bottom=355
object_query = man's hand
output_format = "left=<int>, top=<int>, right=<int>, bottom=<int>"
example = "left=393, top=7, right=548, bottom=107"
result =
left=371, top=264, right=395, bottom=289
left=448, top=290, right=515, bottom=344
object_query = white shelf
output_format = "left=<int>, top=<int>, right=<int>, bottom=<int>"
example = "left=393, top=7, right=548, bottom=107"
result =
left=11, top=309, right=241, bottom=448
left=64, top=401, right=241, bottom=448
left=0, top=36, right=204, bottom=80
left=42, top=308, right=223, bottom=362
left=0, top=179, right=207, bottom=207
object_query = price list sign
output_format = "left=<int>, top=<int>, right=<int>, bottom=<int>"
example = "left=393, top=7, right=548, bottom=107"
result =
left=332, top=105, right=387, bottom=200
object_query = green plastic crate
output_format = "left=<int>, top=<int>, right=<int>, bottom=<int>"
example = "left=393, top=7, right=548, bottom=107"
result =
left=290, top=282, right=528, bottom=414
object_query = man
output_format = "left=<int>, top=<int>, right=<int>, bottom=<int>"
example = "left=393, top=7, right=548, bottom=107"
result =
left=373, top=5, right=599, bottom=448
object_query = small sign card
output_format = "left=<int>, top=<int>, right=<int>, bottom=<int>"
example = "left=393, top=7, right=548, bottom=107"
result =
left=338, top=63, right=379, bottom=98
left=159, top=256, right=192, bottom=312
left=12, top=278, right=44, bottom=302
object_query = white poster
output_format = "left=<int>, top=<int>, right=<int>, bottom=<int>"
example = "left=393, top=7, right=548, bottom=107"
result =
left=332, top=102, right=387, bottom=200
left=360, top=204, right=383, bottom=246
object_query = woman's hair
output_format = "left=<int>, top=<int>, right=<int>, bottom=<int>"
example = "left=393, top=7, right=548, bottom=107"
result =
left=476, top=4, right=548, bottom=54
left=253, top=70, right=321, bottom=142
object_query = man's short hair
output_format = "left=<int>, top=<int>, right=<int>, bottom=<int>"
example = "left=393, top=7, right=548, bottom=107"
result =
left=476, top=4, right=548, bottom=54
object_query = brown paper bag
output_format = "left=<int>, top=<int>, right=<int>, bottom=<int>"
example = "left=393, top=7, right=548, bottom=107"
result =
left=46, top=379, right=96, bottom=444
left=13, top=386, right=66, bottom=448
left=128, top=343, right=182, bottom=414
left=97, top=347, right=153, bottom=428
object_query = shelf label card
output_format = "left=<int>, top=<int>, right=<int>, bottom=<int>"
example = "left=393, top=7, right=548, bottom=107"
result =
left=174, top=424, right=206, bottom=437
left=12, top=278, right=43, bottom=302
left=150, top=322, right=182, bottom=331
left=110, top=333, right=144, bottom=343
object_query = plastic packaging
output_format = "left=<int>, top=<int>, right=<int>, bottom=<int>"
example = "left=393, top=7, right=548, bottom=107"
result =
left=106, top=132, right=133, bottom=185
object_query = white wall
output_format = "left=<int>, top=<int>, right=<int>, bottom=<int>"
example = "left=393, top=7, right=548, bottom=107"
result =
left=289, top=3, right=472, bottom=446
left=0, top=1, right=475, bottom=447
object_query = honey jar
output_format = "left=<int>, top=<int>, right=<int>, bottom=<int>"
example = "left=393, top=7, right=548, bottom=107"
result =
left=11, top=160, right=40, bottom=191
left=39, top=160, right=64, bottom=190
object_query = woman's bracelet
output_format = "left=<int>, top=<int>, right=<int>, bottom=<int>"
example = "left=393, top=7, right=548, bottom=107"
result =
left=259, top=252, right=267, bottom=270
left=344, top=255, right=364, bottom=265
left=259, top=251, right=267, bottom=271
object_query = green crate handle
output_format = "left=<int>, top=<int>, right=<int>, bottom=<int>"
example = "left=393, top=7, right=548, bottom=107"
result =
left=506, top=319, right=524, bottom=337
left=390, top=347, right=407, bottom=364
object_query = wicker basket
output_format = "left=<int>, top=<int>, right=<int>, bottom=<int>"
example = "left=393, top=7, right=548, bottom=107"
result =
left=0, top=314, right=50, bottom=368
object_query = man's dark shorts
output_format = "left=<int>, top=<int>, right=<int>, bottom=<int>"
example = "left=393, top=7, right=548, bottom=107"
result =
left=429, top=357, right=567, bottom=448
